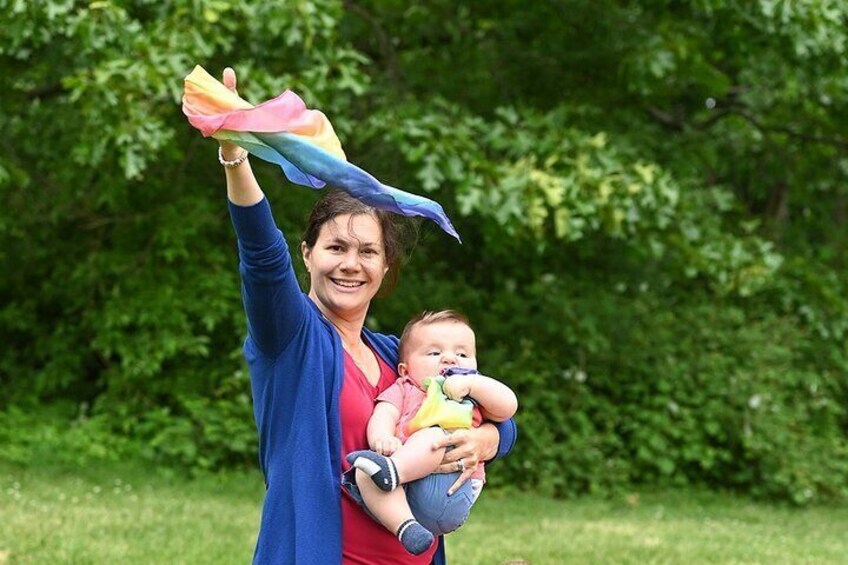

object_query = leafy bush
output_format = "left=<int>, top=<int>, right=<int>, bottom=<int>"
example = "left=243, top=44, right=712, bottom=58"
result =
left=0, top=403, right=138, bottom=467
left=2, top=0, right=847, bottom=503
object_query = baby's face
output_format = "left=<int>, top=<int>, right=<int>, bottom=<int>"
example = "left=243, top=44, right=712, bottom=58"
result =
left=398, top=321, right=477, bottom=387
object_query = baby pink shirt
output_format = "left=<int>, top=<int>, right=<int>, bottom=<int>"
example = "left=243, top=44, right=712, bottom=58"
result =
left=377, top=376, right=486, bottom=481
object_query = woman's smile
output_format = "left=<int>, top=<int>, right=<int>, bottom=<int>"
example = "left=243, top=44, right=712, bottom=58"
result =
left=331, top=277, right=367, bottom=289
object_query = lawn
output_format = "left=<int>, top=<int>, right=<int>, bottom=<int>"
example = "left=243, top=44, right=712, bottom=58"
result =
left=1, top=460, right=847, bottom=564
left=450, top=490, right=848, bottom=564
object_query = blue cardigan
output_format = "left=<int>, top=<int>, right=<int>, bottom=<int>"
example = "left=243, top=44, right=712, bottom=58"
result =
left=230, top=198, right=517, bottom=564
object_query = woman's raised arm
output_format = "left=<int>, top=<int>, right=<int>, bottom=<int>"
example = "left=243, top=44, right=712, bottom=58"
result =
left=220, top=68, right=264, bottom=207
left=220, top=67, right=310, bottom=358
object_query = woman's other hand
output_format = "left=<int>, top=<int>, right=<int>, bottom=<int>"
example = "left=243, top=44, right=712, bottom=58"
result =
left=431, top=423, right=499, bottom=494
left=219, top=67, right=242, bottom=160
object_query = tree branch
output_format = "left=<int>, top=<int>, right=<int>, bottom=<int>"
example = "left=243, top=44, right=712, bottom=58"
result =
left=27, top=82, right=67, bottom=100
left=647, top=104, right=848, bottom=149
left=342, top=0, right=402, bottom=86
left=730, top=109, right=848, bottom=149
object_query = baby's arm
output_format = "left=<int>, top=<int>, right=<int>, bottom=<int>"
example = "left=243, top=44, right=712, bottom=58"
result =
left=367, top=401, right=403, bottom=455
left=444, top=373, right=518, bottom=422
left=364, top=401, right=444, bottom=482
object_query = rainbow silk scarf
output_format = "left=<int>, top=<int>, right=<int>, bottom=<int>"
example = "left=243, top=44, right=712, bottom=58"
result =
left=182, top=66, right=460, bottom=241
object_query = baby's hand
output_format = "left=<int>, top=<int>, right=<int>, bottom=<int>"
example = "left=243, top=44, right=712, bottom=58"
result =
left=371, top=435, right=402, bottom=456
left=443, top=374, right=473, bottom=401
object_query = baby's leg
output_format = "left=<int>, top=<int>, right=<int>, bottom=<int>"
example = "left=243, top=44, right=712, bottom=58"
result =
left=347, top=427, right=446, bottom=490
left=391, top=427, right=445, bottom=484
left=355, top=469, right=434, bottom=555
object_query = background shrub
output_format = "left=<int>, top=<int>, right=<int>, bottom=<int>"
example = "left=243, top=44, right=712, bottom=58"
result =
left=2, top=1, right=847, bottom=503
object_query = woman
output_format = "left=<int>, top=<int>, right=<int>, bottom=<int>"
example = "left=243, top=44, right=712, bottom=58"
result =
left=217, top=68, right=516, bottom=564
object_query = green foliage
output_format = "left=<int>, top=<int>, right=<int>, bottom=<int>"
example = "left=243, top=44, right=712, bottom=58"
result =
left=0, top=0, right=363, bottom=468
left=376, top=274, right=848, bottom=503
left=2, top=0, right=847, bottom=504
left=131, top=369, right=258, bottom=471
left=0, top=404, right=138, bottom=467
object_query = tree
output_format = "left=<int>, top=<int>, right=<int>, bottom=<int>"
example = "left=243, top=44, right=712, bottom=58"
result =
left=1, top=0, right=846, bottom=501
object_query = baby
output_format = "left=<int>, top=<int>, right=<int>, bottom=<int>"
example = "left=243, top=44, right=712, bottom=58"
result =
left=346, top=310, right=518, bottom=554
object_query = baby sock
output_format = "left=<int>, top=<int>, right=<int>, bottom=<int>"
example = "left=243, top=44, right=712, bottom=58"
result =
left=396, top=518, right=434, bottom=555
left=347, top=450, right=399, bottom=491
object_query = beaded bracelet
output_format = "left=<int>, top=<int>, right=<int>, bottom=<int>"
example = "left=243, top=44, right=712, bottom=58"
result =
left=218, top=146, right=249, bottom=168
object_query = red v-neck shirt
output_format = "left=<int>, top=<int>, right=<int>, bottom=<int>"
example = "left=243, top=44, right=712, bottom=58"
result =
left=340, top=349, right=438, bottom=564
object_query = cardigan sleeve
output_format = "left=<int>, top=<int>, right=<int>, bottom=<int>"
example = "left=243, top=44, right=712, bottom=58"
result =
left=490, top=418, right=517, bottom=462
left=229, top=197, right=309, bottom=357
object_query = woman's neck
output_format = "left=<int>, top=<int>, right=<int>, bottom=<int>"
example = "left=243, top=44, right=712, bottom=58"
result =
left=311, top=297, right=367, bottom=348
left=329, top=315, right=365, bottom=348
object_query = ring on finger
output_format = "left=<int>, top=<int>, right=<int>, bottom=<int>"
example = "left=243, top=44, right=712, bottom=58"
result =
left=455, top=458, right=465, bottom=472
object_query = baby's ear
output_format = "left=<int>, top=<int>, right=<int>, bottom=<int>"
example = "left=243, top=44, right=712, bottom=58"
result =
left=397, top=362, right=409, bottom=377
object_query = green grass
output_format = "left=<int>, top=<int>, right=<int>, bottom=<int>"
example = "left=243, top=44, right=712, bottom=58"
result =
left=0, top=460, right=263, bottom=564
left=448, top=491, right=848, bottom=564
left=2, top=460, right=847, bottom=564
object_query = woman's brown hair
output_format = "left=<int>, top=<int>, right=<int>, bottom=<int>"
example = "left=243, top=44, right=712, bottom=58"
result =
left=302, top=189, right=412, bottom=295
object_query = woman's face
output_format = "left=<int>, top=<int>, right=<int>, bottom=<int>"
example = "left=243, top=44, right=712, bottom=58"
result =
left=302, top=213, right=389, bottom=321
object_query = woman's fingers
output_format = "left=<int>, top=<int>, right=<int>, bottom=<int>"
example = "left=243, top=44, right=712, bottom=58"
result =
left=218, top=68, right=241, bottom=155
left=433, top=432, right=477, bottom=494
left=222, top=67, right=237, bottom=93
left=448, top=467, right=475, bottom=495
left=433, top=429, right=479, bottom=460
left=432, top=429, right=467, bottom=452
left=433, top=429, right=480, bottom=484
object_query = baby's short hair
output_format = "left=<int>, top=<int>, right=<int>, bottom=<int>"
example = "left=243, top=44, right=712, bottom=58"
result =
left=398, top=310, right=473, bottom=360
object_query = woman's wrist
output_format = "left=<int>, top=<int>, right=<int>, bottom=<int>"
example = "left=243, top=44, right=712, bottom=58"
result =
left=219, top=140, right=243, bottom=161
left=219, top=145, right=248, bottom=168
